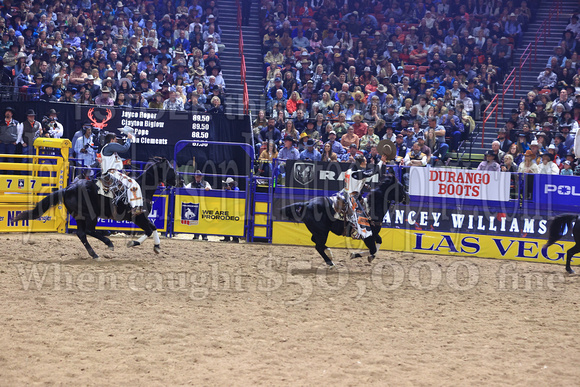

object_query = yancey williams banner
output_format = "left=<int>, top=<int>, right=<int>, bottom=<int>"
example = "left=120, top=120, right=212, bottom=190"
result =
left=409, top=167, right=511, bottom=201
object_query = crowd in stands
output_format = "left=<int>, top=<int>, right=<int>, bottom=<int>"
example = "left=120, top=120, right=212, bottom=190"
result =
left=475, top=9, right=580, bottom=176
left=255, top=0, right=541, bottom=171
left=0, top=0, right=227, bottom=113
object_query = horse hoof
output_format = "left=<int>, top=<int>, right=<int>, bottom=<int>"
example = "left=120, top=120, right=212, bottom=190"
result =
left=92, top=254, right=99, bottom=259
left=350, top=252, right=362, bottom=259
left=566, top=267, right=575, bottom=274
left=108, top=244, right=114, bottom=251
left=154, top=244, right=161, bottom=254
left=127, top=241, right=140, bottom=248
left=368, top=255, right=376, bottom=263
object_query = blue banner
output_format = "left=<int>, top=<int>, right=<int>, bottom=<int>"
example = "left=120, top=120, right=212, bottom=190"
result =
left=533, top=174, right=580, bottom=208
left=68, top=195, right=168, bottom=232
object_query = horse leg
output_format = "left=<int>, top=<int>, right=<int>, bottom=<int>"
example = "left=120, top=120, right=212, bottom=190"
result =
left=75, top=219, right=99, bottom=259
left=84, top=218, right=114, bottom=251
left=566, top=243, right=580, bottom=274
left=311, top=234, right=335, bottom=267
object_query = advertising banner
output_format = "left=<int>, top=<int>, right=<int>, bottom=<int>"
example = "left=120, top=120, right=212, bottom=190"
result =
left=533, top=173, right=580, bottom=208
left=285, top=160, right=381, bottom=191
left=408, top=167, right=511, bottom=202
left=0, top=203, right=66, bottom=233
left=68, top=194, right=168, bottom=232
left=173, top=189, right=246, bottom=236
left=272, top=222, right=577, bottom=265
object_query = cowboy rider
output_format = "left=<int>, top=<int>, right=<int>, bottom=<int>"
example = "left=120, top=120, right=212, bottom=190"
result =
left=343, top=152, right=388, bottom=239
left=100, top=130, right=143, bottom=215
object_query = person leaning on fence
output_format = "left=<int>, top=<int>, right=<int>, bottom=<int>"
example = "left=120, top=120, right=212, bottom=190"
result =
left=518, top=150, right=539, bottom=174
left=538, top=152, right=560, bottom=174
left=477, top=151, right=501, bottom=172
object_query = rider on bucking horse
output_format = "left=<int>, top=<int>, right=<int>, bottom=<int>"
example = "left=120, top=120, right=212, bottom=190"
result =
left=100, top=128, right=143, bottom=216
left=342, top=152, right=388, bottom=240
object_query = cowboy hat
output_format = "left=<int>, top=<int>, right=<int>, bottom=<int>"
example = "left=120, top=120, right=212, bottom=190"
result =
left=485, top=150, right=499, bottom=162
left=377, top=139, right=396, bottom=160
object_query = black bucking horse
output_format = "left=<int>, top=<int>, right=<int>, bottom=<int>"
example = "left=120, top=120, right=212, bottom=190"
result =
left=543, top=214, right=580, bottom=274
left=15, top=157, right=178, bottom=259
left=282, top=173, right=407, bottom=266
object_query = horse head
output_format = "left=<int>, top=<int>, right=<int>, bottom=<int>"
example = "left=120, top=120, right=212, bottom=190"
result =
left=141, top=157, right=180, bottom=193
left=378, top=172, right=407, bottom=206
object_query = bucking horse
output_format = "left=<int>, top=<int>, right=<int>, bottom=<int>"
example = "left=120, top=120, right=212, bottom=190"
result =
left=15, top=157, right=178, bottom=258
left=282, top=173, right=407, bottom=266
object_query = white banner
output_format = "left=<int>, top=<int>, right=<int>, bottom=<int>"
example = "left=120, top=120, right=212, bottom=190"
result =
left=408, top=167, right=511, bottom=202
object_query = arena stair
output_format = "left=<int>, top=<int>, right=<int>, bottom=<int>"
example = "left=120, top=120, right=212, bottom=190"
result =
left=470, top=0, right=578, bottom=155
left=218, top=0, right=265, bottom=116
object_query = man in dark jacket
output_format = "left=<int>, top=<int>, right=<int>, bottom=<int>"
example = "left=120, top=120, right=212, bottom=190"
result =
left=0, top=106, right=19, bottom=160
left=17, top=109, right=41, bottom=154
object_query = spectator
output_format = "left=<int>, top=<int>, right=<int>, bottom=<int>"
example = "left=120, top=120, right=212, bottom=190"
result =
left=404, top=142, right=428, bottom=167
left=496, top=128, right=513, bottom=153
left=95, top=87, right=114, bottom=106
left=518, top=150, right=539, bottom=173
left=427, top=117, right=449, bottom=165
left=260, top=117, right=282, bottom=147
left=477, top=150, right=501, bottom=171
left=561, top=160, right=574, bottom=175
left=456, top=88, right=474, bottom=116
left=326, top=130, right=345, bottom=155
left=439, top=106, right=464, bottom=151
left=299, top=138, right=321, bottom=161
left=286, top=91, right=303, bottom=115
left=501, top=154, right=518, bottom=173
left=538, top=66, right=558, bottom=88
left=321, top=142, right=337, bottom=162
left=538, top=153, right=559, bottom=174
left=340, top=125, right=359, bottom=149
left=359, top=125, right=380, bottom=151
left=278, top=135, right=300, bottom=160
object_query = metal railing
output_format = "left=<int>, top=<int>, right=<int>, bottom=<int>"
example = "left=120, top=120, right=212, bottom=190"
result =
left=480, top=0, right=563, bottom=147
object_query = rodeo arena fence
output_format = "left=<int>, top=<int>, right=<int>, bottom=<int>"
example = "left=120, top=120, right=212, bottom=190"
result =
left=0, top=103, right=578, bottom=269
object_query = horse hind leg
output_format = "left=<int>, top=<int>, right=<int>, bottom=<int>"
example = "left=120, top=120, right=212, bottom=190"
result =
left=83, top=218, right=114, bottom=251
left=75, top=219, right=99, bottom=259
left=311, top=235, right=335, bottom=267
left=566, top=244, right=580, bottom=274
left=87, top=230, right=114, bottom=251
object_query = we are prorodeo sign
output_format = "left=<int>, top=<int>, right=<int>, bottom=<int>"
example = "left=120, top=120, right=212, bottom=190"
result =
left=409, top=167, right=511, bottom=202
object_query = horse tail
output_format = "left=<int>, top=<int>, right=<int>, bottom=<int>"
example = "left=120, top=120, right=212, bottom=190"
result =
left=281, top=202, right=307, bottom=222
left=544, top=214, right=577, bottom=248
left=14, top=189, right=64, bottom=221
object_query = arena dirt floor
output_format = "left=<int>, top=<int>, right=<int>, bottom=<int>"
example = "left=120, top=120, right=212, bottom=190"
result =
left=1, top=233, right=579, bottom=386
